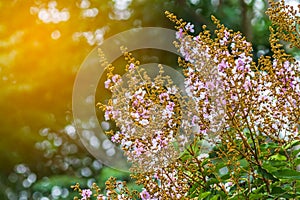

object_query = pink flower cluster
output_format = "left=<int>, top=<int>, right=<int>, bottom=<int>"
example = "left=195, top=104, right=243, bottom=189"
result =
left=130, top=88, right=151, bottom=126
left=106, top=83, right=182, bottom=171
left=139, top=167, right=189, bottom=199
left=100, top=16, right=300, bottom=198
left=101, top=61, right=200, bottom=174
left=104, top=74, right=122, bottom=89
left=81, top=189, right=92, bottom=200
left=175, top=21, right=300, bottom=142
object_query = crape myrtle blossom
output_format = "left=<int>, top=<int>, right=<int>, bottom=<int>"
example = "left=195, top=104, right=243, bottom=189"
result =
left=98, top=47, right=198, bottom=177
left=140, top=189, right=151, bottom=200
left=99, top=13, right=300, bottom=198
left=128, top=63, right=135, bottom=71
left=73, top=179, right=140, bottom=200
left=81, top=189, right=92, bottom=200
left=250, top=57, right=300, bottom=141
left=185, top=22, right=195, bottom=33
left=101, top=71, right=194, bottom=172
left=73, top=7, right=300, bottom=199
left=104, top=74, right=122, bottom=89
left=132, top=164, right=189, bottom=199
left=96, top=43, right=201, bottom=198
left=172, top=12, right=299, bottom=143
left=103, top=14, right=292, bottom=198
left=165, top=10, right=300, bottom=197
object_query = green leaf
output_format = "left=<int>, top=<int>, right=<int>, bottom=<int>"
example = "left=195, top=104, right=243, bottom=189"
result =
left=294, top=158, right=300, bottom=165
left=260, top=143, right=279, bottom=150
left=199, top=191, right=211, bottom=199
left=206, top=178, right=219, bottom=185
left=262, top=163, right=277, bottom=173
left=180, top=151, right=192, bottom=162
left=220, top=173, right=230, bottom=181
left=269, top=154, right=287, bottom=161
left=271, top=186, right=285, bottom=194
left=188, top=182, right=200, bottom=197
left=283, top=140, right=300, bottom=150
left=273, top=169, right=300, bottom=180
left=292, top=148, right=300, bottom=157
left=282, top=184, right=293, bottom=191
left=262, top=160, right=287, bottom=173
left=257, top=166, right=279, bottom=181
left=249, top=193, right=267, bottom=199
left=215, top=161, right=227, bottom=171
left=126, top=182, right=143, bottom=191
left=209, top=194, right=220, bottom=200
left=239, top=158, right=249, bottom=168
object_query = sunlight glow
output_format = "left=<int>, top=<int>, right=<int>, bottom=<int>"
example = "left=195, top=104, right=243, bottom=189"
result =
left=32, top=1, right=70, bottom=24
left=77, top=0, right=99, bottom=18
left=51, top=30, right=61, bottom=40
left=79, top=0, right=91, bottom=9
left=72, top=27, right=108, bottom=46
left=82, top=8, right=99, bottom=18
left=110, top=0, right=132, bottom=20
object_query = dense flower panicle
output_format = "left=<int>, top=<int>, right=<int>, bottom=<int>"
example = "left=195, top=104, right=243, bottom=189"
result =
left=72, top=4, right=300, bottom=199
left=266, top=0, right=300, bottom=48
left=173, top=15, right=256, bottom=141
left=98, top=10, right=300, bottom=199
left=252, top=57, right=300, bottom=141
left=97, top=47, right=199, bottom=177
left=72, top=182, right=129, bottom=200
left=168, top=10, right=300, bottom=143
left=131, top=163, right=189, bottom=200
left=96, top=42, right=204, bottom=198
left=72, top=7, right=300, bottom=200
left=166, top=8, right=300, bottom=197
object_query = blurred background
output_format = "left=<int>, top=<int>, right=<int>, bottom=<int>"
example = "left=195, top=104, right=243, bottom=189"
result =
left=0, top=0, right=299, bottom=199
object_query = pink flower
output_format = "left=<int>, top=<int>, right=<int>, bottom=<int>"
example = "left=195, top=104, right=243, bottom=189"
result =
left=104, top=79, right=111, bottom=89
left=192, top=115, right=199, bottom=126
left=104, top=110, right=111, bottom=121
left=218, top=59, right=228, bottom=72
left=166, top=101, right=175, bottom=111
left=185, top=22, right=195, bottom=33
left=235, top=58, right=245, bottom=70
left=243, top=79, right=252, bottom=91
left=176, top=28, right=183, bottom=39
left=112, top=74, right=122, bottom=83
left=104, top=106, right=114, bottom=121
left=140, top=189, right=151, bottom=200
left=81, top=189, right=92, bottom=200
left=225, top=182, right=233, bottom=192
left=133, top=146, right=144, bottom=156
left=167, top=86, right=178, bottom=94
left=128, top=63, right=135, bottom=70
left=111, top=133, right=120, bottom=142
left=159, top=92, right=170, bottom=103
left=219, top=30, right=230, bottom=45
left=224, top=30, right=230, bottom=39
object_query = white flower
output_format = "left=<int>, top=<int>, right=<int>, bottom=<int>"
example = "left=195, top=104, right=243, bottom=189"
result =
left=185, top=22, right=195, bottom=33
left=140, top=119, right=149, bottom=126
